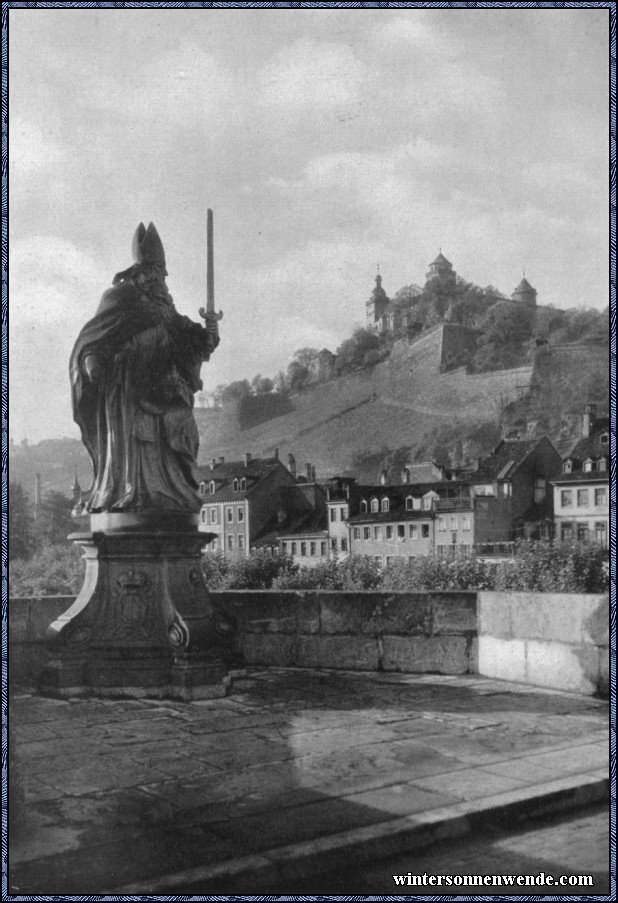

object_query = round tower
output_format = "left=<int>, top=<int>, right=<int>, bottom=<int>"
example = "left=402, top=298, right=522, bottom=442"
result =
left=512, top=276, right=537, bottom=307
left=425, top=251, right=456, bottom=285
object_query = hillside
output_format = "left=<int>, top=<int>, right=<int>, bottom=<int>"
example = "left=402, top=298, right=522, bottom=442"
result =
left=9, top=327, right=608, bottom=497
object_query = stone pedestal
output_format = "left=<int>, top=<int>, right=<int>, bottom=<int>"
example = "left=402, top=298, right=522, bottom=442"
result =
left=39, top=513, right=230, bottom=700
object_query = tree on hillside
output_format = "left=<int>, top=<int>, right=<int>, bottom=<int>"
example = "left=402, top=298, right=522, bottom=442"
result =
left=35, top=491, right=75, bottom=547
left=292, top=348, right=320, bottom=370
left=220, top=380, right=252, bottom=403
left=251, top=374, right=275, bottom=395
left=473, top=301, right=535, bottom=372
left=8, top=482, right=35, bottom=561
left=286, top=359, right=311, bottom=393
left=336, top=328, right=380, bottom=373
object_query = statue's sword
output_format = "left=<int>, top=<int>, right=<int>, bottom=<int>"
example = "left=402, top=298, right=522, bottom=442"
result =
left=199, top=208, right=224, bottom=327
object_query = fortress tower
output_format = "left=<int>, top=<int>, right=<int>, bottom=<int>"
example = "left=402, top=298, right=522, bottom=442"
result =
left=512, top=276, right=537, bottom=307
left=425, top=251, right=456, bottom=285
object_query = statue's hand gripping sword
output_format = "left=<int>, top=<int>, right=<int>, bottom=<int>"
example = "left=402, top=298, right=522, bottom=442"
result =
left=199, top=208, right=223, bottom=335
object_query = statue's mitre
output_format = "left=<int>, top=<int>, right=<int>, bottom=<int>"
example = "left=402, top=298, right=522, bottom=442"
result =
left=132, top=222, right=167, bottom=271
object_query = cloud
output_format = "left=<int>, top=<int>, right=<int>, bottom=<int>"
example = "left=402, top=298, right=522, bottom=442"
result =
left=376, top=16, right=438, bottom=49
left=259, top=38, right=363, bottom=112
left=9, top=118, right=65, bottom=178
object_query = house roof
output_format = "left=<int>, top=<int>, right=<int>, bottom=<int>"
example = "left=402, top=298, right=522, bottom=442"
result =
left=551, top=471, right=609, bottom=485
left=348, top=509, right=435, bottom=525
left=462, top=438, right=557, bottom=482
left=566, top=419, right=610, bottom=464
left=196, top=456, right=285, bottom=501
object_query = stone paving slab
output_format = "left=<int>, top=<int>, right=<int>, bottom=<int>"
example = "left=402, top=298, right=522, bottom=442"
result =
left=8, top=668, right=609, bottom=895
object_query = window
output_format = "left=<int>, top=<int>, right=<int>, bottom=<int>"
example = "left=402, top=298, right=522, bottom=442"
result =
left=600, top=432, right=609, bottom=445
left=226, top=507, right=234, bottom=523
left=409, top=524, right=418, bottom=540
left=320, top=541, right=327, bottom=556
left=534, top=478, right=546, bottom=503
left=360, top=500, right=368, bottom=513
left=577, top=489, right=589, bottom=506
left=232, top=478, right=239, bottom=492
left=238, top=507, right=244, bottom=522
left=200, top=510, right=207, bottom=524
left=561, top=490, right=573, bottom=508
left=370, top=498, right=379, bottom=513
left=238, top=534, right=245, bottom=550
left=227, top=534, right=234, bottom=551
left=450, top=515, right=458, bottom=530
left=577, top=524, right=589, bottom=542
left=597, top=457, right=607, bottom=472
left=210, top=508, right=218, bottom=524
left=341, top=537, right=348, bottom=552
left=331, top=538, right=338, bottom=551
left=199, top=482, right=206, bottom=495
left=438, top=516, right=446, bottom=532
left=561, top=523, right=573, bottom=541
left=240, top=477, right=247, bottom=491
left=209, top=481, right=216, bottom=494
left=386, top=525, right=393, bottom=539
left=563, top=461, right=572, bottom=474
left=211, top=536, right=219, bottom=551
left=595, top=488, right=607, bottom=507
left=373, top=526, right=381, bottom=540
left=461, top=515, right=471, bottom=532
left=300, top=542, right=307, bottom=557
left=397, top=524, right=405, bottom=539
left=385, top=556, right=395, bottom=565
left=422, top=497, right=432, bottom=510
left=363, top=527, right=370, bottom=540
left=595, top=522, right=607, bottom=546
left=353, top=527, right=360, bottom=540
left=339, top=507, right=347, bottom=521
left=405, top=496, right=414, bottom=511
left=291, top=542, right=297, bottom=556
left=583, top=459, right=594, bottom=473
left=281, top=542, right=287, bottom=554
left=381, top=498, right=390, bottom=513
left=310, top=541, right=317, bottom=556
left=330, top=508, right=337, bottom=522
left=421, top=524, right=430, bottom=539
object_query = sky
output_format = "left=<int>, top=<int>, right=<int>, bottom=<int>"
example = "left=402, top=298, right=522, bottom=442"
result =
left=8, top=6, right=610, bottom=442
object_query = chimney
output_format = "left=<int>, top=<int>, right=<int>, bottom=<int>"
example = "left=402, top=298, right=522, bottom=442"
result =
left=210, top=458, right=216, bottom=469
left=244, top=452, right=252, bottom=466
left=274, top=448, right=279, bottom=460
left=305, top=463, right=313, bottom=482
left=218, top=456, right=225, bottom=465
left=380, top=468, right=388, bottom=486
left=287, top=453, right=296, bottom=478
left=583, top=403, right=597, bottom=438
left=311, top=465, right=316, bottom=482
left=345, top=484, right=350, bottom=500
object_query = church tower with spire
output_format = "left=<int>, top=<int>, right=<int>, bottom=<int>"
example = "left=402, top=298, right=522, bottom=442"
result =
left=366, top=267, right=390, bottom=332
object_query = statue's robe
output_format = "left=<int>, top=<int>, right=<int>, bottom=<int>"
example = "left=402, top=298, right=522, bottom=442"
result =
left=70, top=280, right=203, bottom=513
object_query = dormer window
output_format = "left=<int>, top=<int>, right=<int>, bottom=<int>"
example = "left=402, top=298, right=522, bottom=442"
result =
left=209, top=480, right=216, bottom=494
left=199, top=482, right=206, bottom=495
left=233, top=478, right=239, bottom=492
left=563, top=460, right=572, bottom=474
left=597, top=457, right=607, bottom=472
left=405, top=496, right=414, bottom=511
left=360, top=499, right=368, bottom=513
left=370, top=498, right=379, bottom=513
left=381, top=497, right=390, bottom=513
left=583, top=458, right=594, bottom=473
left=600, top=433, right=609, bottom=445
left=240, top=477, right=247, bottom=491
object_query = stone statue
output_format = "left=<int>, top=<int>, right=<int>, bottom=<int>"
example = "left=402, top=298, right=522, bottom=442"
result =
left=70, top=223, right=219, bottom=514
